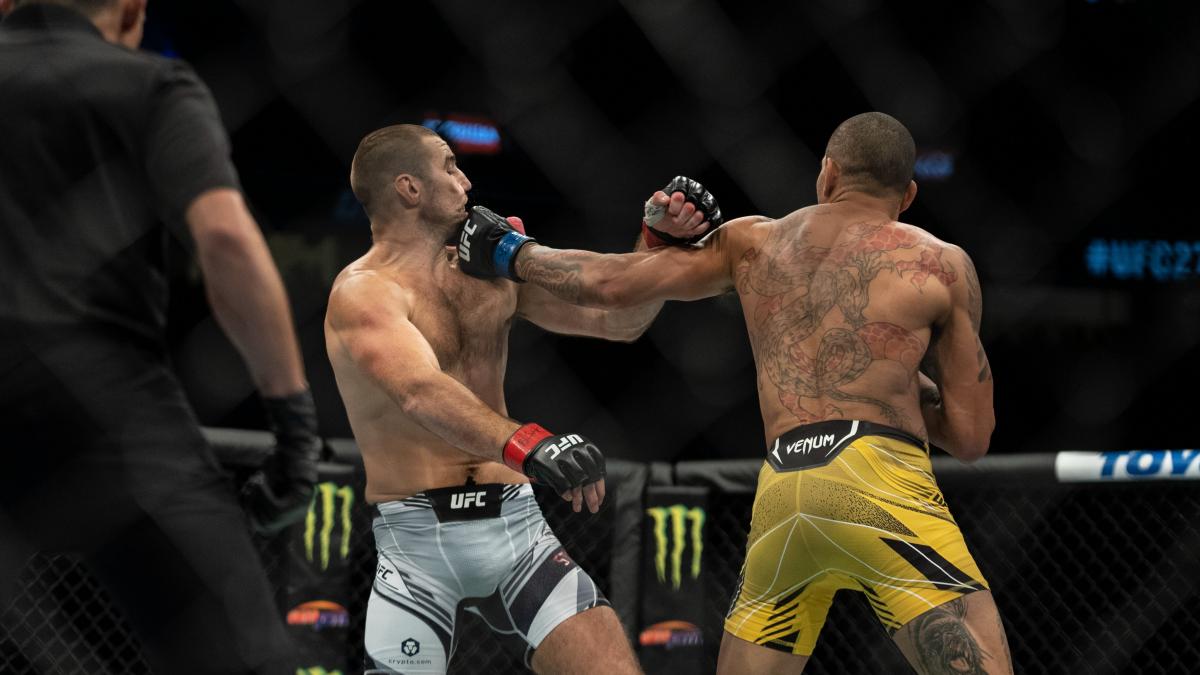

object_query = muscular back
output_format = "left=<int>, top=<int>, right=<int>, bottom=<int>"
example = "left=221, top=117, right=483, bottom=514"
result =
left=326, top=246, right=527, bottom=502
left=731, top=205, right=959, bottom=442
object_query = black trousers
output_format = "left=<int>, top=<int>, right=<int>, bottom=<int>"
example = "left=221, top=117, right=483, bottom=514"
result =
left=0, top=332, right=293, bottom=674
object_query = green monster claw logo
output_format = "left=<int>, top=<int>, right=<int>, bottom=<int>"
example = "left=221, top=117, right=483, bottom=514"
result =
left=295, top=668, right=342, bottom=675
left=304, top=482, right=354, bottom=571
left=646, top=505, right=705, bottom=589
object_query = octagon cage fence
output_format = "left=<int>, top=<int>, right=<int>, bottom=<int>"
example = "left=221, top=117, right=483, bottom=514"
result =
left=1, top=428, right=1197, bottom=675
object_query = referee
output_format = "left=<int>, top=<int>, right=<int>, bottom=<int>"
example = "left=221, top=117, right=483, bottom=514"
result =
left=0, top=1, right=318, bottom=673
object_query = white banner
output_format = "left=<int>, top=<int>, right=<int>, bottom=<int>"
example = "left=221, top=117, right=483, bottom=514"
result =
left=1055, top=450, right=1200, bottom=482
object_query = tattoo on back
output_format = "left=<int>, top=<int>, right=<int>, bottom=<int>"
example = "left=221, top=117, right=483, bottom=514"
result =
left=907, top=597, right=990, bottom=675
left=735, top=222, right=956, bottom=430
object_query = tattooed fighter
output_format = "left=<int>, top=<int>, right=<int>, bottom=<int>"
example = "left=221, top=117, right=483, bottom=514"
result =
left=325, top=124, right=708, bottom=673
left=458, top=113, right=1013, bottom=674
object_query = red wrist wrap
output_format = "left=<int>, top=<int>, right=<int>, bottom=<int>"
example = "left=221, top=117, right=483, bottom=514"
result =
left=504, top=423, right=553, bottom=471
left=641, top=222, right=669, bottom=249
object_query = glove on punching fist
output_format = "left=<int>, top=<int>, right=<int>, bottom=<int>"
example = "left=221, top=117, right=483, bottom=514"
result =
left=643, top=175, right=724, bottom=247
left=457, top=205, right=536, bottom=281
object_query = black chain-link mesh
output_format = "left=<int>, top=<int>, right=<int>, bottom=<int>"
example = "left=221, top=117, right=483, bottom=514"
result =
left=4, top=473, right=1198, bottom=674
left=0, top=483, right=616, bottom=675
left=701, top=483, right=1200, bottom=675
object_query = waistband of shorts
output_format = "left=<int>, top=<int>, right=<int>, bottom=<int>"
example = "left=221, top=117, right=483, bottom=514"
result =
left=766, top=419, right=928, bottom=473
left=374, top=483, right=533, bottom=522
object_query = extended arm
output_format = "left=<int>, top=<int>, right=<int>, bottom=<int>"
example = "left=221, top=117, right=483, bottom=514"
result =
left=514, top=217, right=763, bottom=309
left=919, top=247, right=995, bottom=462
left=515, top=229, right=671, bottom=341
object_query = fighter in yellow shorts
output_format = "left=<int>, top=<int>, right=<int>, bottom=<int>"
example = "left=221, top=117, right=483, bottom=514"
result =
left=466, top=112, right=1015, bottom=673
left=726, top=420, right=988, bottom=656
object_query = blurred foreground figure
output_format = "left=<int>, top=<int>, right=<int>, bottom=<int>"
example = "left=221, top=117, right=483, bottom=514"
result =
left=0, top=1, right=320, bottom=672
left=325, top=123, right=710, bottom=673
left=462, top=112, right=1014, bottom=675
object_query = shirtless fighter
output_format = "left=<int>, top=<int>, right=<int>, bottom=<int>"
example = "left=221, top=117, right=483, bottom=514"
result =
left=459, top=113, right=1014, bottom=674
left=325, top=124, right=709, bottom=673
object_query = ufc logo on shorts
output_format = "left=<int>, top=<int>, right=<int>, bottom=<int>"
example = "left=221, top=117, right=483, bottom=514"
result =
left=459, top=221, right=476, bottom=261
left=543, top=434, right=582, bottom=460
left=450, top=491, right=487, bottom=509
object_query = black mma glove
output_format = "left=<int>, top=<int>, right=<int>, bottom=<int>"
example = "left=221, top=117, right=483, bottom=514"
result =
left=456, top=205, right=536, bottom=281
left=502, top=423, right=606, bottom=495
left=643, top=175, right=724, bottom=247
left=243, top=389, right=322, bottom=535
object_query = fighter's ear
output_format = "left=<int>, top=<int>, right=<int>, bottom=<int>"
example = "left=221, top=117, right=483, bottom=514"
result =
left=899, top=180, right=918, bottom=214
left=821, top=156, right=840, bottom=201
left=120, top=0, right=146, bottom=32
left=395, top=173, right=421, bottom=207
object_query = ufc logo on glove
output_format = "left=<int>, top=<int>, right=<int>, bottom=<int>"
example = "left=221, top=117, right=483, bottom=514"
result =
left=543, top=434, right=583, bottom=460
left=458, top=221, right=476, bottom=262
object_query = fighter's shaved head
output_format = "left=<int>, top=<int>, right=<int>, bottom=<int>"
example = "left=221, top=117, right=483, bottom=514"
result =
left=350, top=124, right=439, bottom=220
left=825, top=112, right=916, bottom=197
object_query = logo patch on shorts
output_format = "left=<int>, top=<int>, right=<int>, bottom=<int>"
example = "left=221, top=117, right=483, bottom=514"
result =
left=767, top=421, right=862, bottom=472
left=401, top=638, right=420, bottom=657
left=429, top=484, right=502, bottom=522
left=766, top=420, right=927, bottom=473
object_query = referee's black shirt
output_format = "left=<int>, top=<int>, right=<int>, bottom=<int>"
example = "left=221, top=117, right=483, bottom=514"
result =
left=0, top=3, right=239, bottom=354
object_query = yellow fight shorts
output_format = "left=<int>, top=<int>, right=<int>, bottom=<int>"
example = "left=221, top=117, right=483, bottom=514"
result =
left=724, top=420, right=988, bottom=656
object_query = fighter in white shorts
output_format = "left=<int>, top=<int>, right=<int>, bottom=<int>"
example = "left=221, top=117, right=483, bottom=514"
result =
left=325, top=124, right=712, bottom=673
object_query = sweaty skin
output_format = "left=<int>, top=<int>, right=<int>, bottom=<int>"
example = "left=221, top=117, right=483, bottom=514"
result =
left=325, top=136, right=700, bottom=505
left=327, top=244, right=525, bottom=503
left=514, top=174, right=1007, bottom=674
left=731, top=206, right=962, bottom=441
left=514, top=188, right=993, bottom=461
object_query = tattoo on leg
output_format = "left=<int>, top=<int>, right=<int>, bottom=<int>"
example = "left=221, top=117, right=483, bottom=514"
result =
left=908, top=597, right=990, bottom=675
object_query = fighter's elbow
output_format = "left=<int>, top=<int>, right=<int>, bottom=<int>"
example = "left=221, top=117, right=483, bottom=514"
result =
left=949, top=415, right=994, bottom=464
left=395, top=381, right=428, bottom=418
left=951, top=441, right=989, bottom=464
left=610, top=322, right=650, bottom=343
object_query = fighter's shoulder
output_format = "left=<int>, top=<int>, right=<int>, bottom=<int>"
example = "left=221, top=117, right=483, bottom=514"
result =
left=709, top=213, right=774, bottom=249
left=893, top=221, right=976, bottom=285
left=893, top=220, right=961, bottom=251
left=328, top=266, right=414, bottom=324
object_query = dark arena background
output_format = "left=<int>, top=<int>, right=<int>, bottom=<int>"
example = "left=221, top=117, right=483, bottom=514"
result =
left=3, top=0, right=1200, bottom=674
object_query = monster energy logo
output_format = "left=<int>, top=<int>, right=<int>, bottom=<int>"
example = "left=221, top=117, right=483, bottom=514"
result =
left=304, top=482, right=354, bottom=571
left=646, top=505, right=705, bottom=589
left=295, top=668, right=342, bottom=675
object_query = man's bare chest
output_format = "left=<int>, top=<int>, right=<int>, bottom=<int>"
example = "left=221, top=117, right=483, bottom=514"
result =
left=409, top=274, right=517, bottom=370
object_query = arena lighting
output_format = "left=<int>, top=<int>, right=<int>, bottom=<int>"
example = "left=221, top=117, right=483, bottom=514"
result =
left=913, top=149, right=955, bottom=181
left=422, top=114, right=502, bottom=155
left=1085, top=238, right=1200, bottom=281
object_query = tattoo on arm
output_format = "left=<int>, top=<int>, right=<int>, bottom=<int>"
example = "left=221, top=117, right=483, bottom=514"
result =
left=517, top=251, right=585, bottom=303
left=908, top=596, right=990, bottom=675
left=976, top=340, right=992, bottom=383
